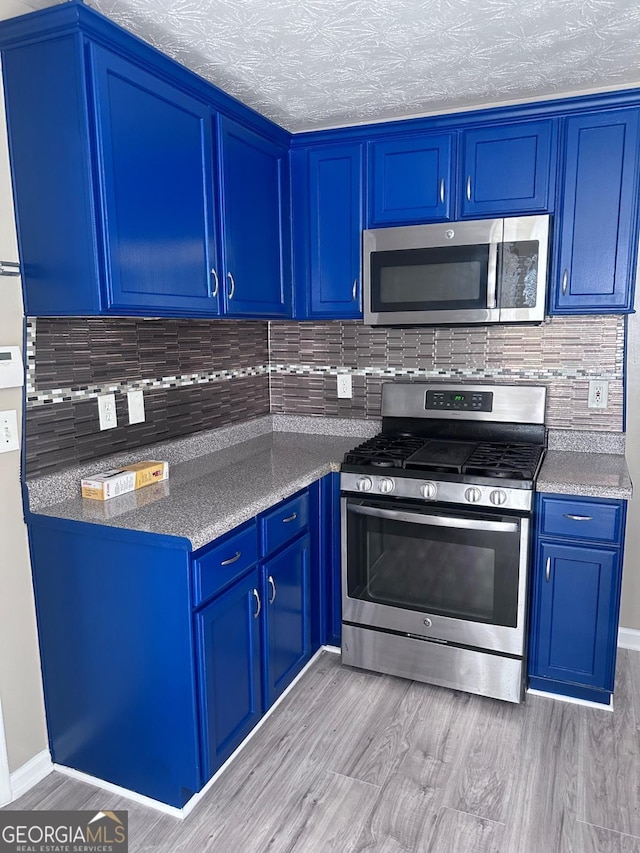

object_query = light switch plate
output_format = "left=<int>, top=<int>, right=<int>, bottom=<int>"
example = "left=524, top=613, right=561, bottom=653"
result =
left=0, top=410, right=19, bottom=453
left=97, top=393, right=118, bottom=430
left=127, top=389, right=145, bottom=424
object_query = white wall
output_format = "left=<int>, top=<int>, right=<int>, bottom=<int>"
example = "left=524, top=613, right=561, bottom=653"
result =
left=622, top=301, right=640, bottom=630
left=0, top=22, right=49, bottom=772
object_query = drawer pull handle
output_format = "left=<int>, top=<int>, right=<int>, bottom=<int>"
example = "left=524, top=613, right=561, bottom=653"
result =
left=352, top=279, right=358, bottom=302
left=545, top=556, right=551, bottom=583
left=466, top=175, right=472, bottom=202
left=561, top=268, right=569, bottom=296
left=252, top=588, right=261, bottom=619
left=563, top=514, right=593, bottom=521
left=221, top=550, right=242, bottom=566
left=211, top=268, right=219, bottom=297
left=283, top=512, right=297, bottom=523
left=268, top=575, right=277, bottom=604
left=439, top=177, right=445, bottom=204
left=227, top=271, right=235, bottom=300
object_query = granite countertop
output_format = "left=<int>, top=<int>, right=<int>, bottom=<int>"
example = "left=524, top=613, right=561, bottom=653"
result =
left=32, top=430, right=363, bottom=551
left=537, top=450, right=633, bottom=500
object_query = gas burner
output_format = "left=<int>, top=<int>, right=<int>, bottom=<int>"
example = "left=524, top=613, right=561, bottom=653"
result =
left=462, top=443, right=544, bottom=481
left=343, top=435, right=426, bottom=468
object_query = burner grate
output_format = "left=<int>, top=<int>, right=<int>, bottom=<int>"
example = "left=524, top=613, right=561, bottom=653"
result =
left=343, top=434, right=426, bottom=468
left=462, top=443, right=544, bottom=480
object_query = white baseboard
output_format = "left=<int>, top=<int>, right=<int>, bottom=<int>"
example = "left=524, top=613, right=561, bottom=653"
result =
left=618, top=627, right=640, bottom=651
left=527, top=688, right=613, bottom=711
left=53, top=765, right=186, bottom=818
left=10, top=749, right=52, bottom=801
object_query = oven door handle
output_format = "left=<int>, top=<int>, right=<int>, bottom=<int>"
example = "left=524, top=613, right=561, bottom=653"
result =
left=348, top=503, right=519, bottom=533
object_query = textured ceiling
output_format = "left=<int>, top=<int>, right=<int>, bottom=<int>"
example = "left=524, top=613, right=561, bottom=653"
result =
left=43, top=0, right=640, bottom=130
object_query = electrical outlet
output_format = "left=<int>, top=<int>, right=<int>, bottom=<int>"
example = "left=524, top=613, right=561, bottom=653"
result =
left=97, top=393, right=118, bottom=430
left=0, top=410, right=19, bottom=453
left=127, top=389, right=145, bottom=424
left=337, top=374, right=353, bottom=399
left=588, top=380, right=609, bottom=409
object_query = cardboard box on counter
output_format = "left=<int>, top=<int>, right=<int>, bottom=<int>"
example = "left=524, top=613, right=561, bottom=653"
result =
left=81, top=460, right=169, bottom=500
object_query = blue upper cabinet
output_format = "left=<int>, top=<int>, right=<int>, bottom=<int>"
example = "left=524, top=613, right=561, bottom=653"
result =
left=218, top=117, right=291, bottom=318
left=368, top=134, right=454, bottom=225
left=90, top=46, right=219, bottom=315
left=292, top=142, right=363, bottom=320
left=460, top=120, right=555, bottom=217
left=0, top=2, right=291, bottom=319
left=550, top=109, right=640, bottom=314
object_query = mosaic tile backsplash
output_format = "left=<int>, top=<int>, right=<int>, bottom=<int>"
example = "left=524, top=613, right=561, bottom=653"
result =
left=26, top=319, right=270, bottom=476
left=26, top=315, right=625, bottom=477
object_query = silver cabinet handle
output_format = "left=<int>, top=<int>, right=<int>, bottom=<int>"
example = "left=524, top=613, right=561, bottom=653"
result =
left=220, top=550, right=241, bottom=566
left=227, top=272, right=235, bottom=300
left=268, top=575, right=277, bottom=604
left=561, top=268, right=568, bottom=296
left=252, top=588, right=261, bottom=619
left=282, top=512, right=297, bottom=523
left=466, top=175, right=472, bottom=202
left=211, top=268, right=219, bottom=298
left=545, top=556, right=551, bottom=583
left=352, top=279, right=357, bottom=301
left=563, top=513, right=593, bottom=521
left=439, top=178, right=445, bottom=204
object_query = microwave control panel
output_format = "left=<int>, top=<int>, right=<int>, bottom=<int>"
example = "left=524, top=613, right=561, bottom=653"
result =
left=425, top=390, right=493, bottom=412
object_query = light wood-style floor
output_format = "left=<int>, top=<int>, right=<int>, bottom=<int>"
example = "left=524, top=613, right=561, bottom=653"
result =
left=6, top=649, right=640, bottom=852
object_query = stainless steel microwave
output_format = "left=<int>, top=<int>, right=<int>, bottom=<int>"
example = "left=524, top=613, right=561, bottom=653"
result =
left=363, top=214, right=550, bottom=326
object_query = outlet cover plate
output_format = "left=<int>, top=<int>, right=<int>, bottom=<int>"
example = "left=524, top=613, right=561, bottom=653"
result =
left=588, top=380, right=609, bottom=409
left=337, top=374, right=353, bottom=399
left=97, top=393, right=118, bottom=430
left=0, top=409, right=19, bottom=453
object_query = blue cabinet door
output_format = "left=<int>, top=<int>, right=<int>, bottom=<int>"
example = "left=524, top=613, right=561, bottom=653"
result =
left=529, top=541, right=620, bottom=692
left=262, top=534, right=312, bottom=708
left=460, top=120, right=555, bottom=217
left=218, top=117, right=291, bottom=317
left=90, top=46, right=219, bottom=315
left=551, top=109, right=640, bottom=313
left=196, top=568, right=263, bottom=781
left=293, top=143, right=363, bottom=319
left=368, top=134, right=453, bottom=225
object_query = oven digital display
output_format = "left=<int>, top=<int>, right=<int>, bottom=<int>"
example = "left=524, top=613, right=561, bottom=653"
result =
left=426, top=390, right=493, bottom=412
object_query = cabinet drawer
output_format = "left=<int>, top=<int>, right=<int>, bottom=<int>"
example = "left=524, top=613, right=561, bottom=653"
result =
left=194, top=524, right=258, bottom=606
left=539, top=497, right=622, bottom=543
left=261, top=491, right=309, bottom=556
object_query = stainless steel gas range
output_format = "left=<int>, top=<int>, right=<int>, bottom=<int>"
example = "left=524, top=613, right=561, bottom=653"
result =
left=340, top=382, right=547, bottom=704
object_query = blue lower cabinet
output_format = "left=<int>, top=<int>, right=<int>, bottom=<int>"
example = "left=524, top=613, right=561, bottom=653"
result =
left=528, top=494, right=626, bottom=704
left=196, top=567, right=263, bottom=780
left=28, top=520, right=201, bottom=808
left=262, top=534, right=312, bottom=708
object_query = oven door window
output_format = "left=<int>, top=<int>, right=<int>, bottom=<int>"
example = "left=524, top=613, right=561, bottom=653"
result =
left=346, top=500, right=520, bottom=627
left=370, top=244, right=490, bottom=313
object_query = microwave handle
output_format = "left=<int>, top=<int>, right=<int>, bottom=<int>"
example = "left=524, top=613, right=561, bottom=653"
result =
left=486, top=241, right=499, bottom=310
left=348, top=503, right=518, bottom=534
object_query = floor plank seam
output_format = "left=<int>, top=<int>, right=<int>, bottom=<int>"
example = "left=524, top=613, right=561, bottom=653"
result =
left=326, top=769, right=383, bottom=790
left=576, top=817, right=640, bottom=841
left=439, top=805, right=507, bottom=827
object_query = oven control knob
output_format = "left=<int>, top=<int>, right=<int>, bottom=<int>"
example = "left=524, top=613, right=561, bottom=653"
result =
left=357, top=476, right=373, bottom=492
left=379, top=477, right=395, bottom=494
left=464, top=487, right=482, bottom=503
left=490, top=489, right=508, bottom=506
left=421, top=482, right=437, bottom=500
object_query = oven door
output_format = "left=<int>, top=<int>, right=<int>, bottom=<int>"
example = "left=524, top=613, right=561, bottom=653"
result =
left=342, top=497, right=530, bottom=656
